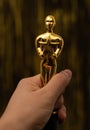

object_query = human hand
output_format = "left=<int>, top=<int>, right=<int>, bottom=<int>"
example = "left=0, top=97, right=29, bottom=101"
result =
left=0, top=69, right=72, bottom=130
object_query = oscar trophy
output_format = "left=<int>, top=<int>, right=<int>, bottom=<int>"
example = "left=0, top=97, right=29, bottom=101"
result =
left=35, top=15, right=64, bottom=130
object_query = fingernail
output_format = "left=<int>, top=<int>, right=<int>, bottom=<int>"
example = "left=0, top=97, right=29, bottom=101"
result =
left=62, top=69, right=72, bottom=79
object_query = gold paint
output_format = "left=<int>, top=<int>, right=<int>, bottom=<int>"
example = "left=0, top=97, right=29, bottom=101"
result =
left=35, top=15, right=64, bottom=85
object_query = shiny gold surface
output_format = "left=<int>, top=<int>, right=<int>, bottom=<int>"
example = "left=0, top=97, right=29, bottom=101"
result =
left=35, top=15, right=64, bottom=85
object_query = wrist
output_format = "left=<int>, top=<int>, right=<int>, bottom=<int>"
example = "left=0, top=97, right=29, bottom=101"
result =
left=0, top=115, right=24, bottom=130
left=0, top=114, right=35, bottom=130
left=0, top=116, right=16, bottom=130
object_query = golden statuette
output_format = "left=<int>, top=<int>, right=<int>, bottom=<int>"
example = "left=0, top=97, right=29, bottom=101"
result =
left=35, top=15, right=64, bottom=85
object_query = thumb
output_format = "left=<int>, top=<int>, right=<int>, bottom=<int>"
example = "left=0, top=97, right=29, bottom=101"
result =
left=42, top=69, right=72, bottom=102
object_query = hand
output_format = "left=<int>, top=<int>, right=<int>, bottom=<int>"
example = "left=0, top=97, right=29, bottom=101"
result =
left=0, top=69, right=72, bottom=130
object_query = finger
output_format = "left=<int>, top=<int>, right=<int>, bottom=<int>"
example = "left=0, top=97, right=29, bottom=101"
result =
left=58, top=105, right=67, bottom=122
left=42, top=69, right=72, bottom=103
left=29, top=74, right=43, bottom=88
left=18, top=74, right=42, bottom=91
left=54, top=95, right=64, bottom=110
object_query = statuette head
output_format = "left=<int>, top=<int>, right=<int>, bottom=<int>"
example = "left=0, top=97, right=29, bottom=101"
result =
left=45, top=15, right=56, bottom=32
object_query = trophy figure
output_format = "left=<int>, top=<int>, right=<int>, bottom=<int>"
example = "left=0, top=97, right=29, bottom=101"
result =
left=35, top=15, right=64, bottom=85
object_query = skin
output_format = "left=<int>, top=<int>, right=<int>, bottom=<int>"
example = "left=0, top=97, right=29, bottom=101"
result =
left=0, top=69, right=72, bottom=130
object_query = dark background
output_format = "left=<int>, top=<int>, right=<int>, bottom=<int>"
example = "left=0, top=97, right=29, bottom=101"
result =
left=0, top=0, right=90, bottom=130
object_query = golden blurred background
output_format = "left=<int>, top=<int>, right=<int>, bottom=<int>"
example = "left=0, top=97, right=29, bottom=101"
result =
left=0, top=0, right=90, bottom=130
